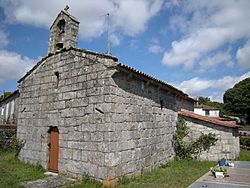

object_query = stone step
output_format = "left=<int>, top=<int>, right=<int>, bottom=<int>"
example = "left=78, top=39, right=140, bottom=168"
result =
left=20, top=175, right=76, bottom=188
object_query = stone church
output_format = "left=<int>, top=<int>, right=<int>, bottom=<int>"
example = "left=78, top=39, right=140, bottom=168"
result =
left=17, top=8, right=202, bottom=180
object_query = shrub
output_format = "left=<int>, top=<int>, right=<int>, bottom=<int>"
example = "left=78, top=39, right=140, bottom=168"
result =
left=240, top=136, right=250, bottom=147
left=173, top=117, right=218, bottom=159
left=11, top=134, right=25, bottom=157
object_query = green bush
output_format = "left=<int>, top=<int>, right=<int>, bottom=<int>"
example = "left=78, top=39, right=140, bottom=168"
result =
left=240, top=136, right=250, bottom=147
left=11, top=134, right=25, bottom=157
left=173, top=117, right=218, bottom=159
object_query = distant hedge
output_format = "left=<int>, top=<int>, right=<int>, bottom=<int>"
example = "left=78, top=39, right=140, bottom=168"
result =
left=240, top=136, right=250, bottom=147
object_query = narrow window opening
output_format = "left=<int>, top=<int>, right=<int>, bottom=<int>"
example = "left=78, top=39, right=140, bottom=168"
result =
left=205, top=110, right=209, bottom=116
left=141, top=82, right=145, bottom=90
left=54, top=71, right=59, bottom=88
left=160, top=99, right=163, bottom=110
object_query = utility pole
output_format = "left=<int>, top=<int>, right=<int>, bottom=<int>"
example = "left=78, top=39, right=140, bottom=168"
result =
left=106, top=13, right=111, bottom=55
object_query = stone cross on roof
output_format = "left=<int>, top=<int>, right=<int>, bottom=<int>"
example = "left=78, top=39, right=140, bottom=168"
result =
left=64, top=5, right=69, bottom=12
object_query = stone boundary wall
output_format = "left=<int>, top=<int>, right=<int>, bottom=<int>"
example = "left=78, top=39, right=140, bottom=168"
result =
left=0, top=124, right=17, bottom=148
left=181, top=116, right=239, bottom=161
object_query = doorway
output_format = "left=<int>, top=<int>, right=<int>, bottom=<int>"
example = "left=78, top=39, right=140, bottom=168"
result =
left=48, top=127, right=59, bottom=173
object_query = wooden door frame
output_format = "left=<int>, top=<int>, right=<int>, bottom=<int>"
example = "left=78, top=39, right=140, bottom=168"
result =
left=48, top=126, right=59, bottom=173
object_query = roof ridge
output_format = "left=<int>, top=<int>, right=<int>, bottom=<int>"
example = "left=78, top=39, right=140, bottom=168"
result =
left=179, top=111, right=238, bottom=128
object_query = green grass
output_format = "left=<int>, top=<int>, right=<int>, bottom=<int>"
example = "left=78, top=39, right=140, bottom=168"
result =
left=66, top=160, right=215, bottom=188
left=237, top=149, right=250, bottom=161
left=64, top=179, right=102, bottom=188
left=1, top=149, right=249, bottom=188
left=118, top=160, right=215, bottom=188
left=0, top=149, right=45, bottom=188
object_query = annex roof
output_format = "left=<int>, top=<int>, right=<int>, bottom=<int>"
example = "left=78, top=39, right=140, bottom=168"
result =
left=179, top=111, right=238, bottom=128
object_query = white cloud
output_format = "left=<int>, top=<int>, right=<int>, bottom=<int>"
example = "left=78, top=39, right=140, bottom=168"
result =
left=110, top=33, right=120, bottom=47
left=208, top=92, right=224, bottom=103
left=198, top=50, right=234, bottom=73
left=177, top=77, right=213, bottom=96
left=162, top=0, right=250, bottom=70
left=0, top=50, right=35, bottom=84
left=129, top=39, right=138, bottom=50
left=0, top=0, right=164, bottom=40
left=176, top=71, right=250, bottom=102
left=0, top=28, right=35, bottom=85
left=148, top=44, right=164, bottom=54
left=237, top=41, right=250, bottom=69
left=112, top=0, right=164, bottom=36
left=148, top=37, right=164, bottom=54
left=0, top=30, right=9, bottom=48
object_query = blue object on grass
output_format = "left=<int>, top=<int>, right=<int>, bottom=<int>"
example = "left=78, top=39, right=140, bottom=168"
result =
left=218, top=158, right=226, bottom=166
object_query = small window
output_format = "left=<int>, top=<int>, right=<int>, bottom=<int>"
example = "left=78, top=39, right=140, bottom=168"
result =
left=141, top=82, right=145, bottom=90
left=160, top=99, right=163, bottom=110
left=205, top=110, right=209, bottom=116
left=54, top=71, right=60, bottom=88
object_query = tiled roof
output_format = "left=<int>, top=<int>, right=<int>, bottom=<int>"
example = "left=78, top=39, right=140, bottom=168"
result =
left=18, top=47, right=195, bottom=102
left=18, top=47, right=118, bottom=83
left=117, top=63, right=196, bottom=102
left=179, top=111, right=238, bottom=128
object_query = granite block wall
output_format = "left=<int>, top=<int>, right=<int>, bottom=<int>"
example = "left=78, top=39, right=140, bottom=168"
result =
left=182, top=117, right=239, bottom=161
left=17, top=48, right=194, bottom=180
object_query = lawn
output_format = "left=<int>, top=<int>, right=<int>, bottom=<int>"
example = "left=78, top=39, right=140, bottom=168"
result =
left=1, top=149, right=249, bottom=188
left=117, top=160, right=216, bottom=188
left=0, top=149, right=45, bottom=188
left=237, top=148, right=250, bottom=161
left=66, top=160, right=216, bottom=188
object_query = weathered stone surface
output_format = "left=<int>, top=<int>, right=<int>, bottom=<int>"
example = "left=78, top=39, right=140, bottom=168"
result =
left=21, top=175, right=75, bottom=188
left=183, top=117, right=240, bottom=161
left=17, top=9, right=195, bottom=182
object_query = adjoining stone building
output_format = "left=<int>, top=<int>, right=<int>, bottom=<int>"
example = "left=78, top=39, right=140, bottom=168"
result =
left=179, top=111, right=239, bottom=161
left=17, top=9, right=195, bottom=180
left=0, top=90, right=19, bottom=124
left=0, top=90, right=19, bottom=148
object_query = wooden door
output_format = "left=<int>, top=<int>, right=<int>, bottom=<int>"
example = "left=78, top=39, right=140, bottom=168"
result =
left=49, top=127, right=59, bottom=172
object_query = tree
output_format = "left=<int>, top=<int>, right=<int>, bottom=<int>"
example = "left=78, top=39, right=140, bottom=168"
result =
left=223, top=77, right=250, bottom=124
left=0, top=91, right=12, bottom=101
left=197, top=97, right=211, bottom=105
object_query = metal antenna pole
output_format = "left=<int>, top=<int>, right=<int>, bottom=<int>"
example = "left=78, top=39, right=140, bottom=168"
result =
left=106, top=13, right=110, bottom=55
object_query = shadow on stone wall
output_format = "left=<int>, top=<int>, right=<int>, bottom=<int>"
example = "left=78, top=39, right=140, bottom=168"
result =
left=111, top=70, right=182, bottom=113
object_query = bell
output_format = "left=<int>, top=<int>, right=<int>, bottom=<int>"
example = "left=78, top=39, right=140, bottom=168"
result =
left=56, top=35, right=64, bottom=49
left=56, top=41, right=63, bottom=48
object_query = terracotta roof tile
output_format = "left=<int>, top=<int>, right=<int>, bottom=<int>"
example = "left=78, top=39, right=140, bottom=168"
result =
left=117, top=63, right=196, bottom=102
left=178, top=111, right=238, bottom=128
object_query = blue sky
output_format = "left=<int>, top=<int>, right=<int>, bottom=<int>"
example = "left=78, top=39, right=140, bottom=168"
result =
left=0, top=0, right=249, bottom=102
